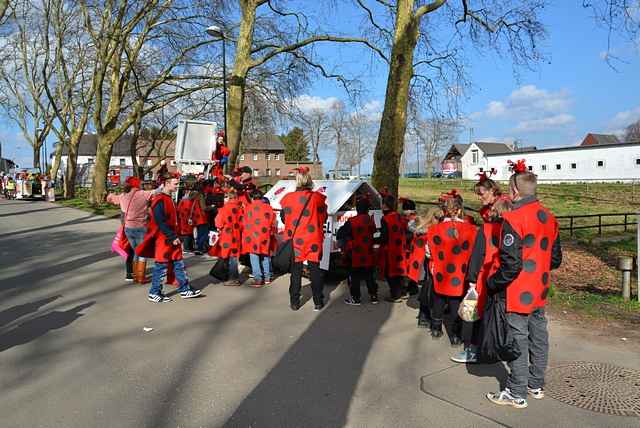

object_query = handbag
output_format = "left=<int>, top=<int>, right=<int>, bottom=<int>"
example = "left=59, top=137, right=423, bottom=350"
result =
left=273, top=193, right=312, bottom=274
left=209, top=257, right=229, bottom=281
left=478, top=293, right=522, bottom=363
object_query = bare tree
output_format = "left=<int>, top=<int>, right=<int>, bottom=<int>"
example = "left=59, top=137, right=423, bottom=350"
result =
left=411, top=114, right=461, bottom=176
left=342, top=108, right=377, bottom=176
left=353, top=0, right=547, bottom=196
left=294, top=105, right=333, bottom=165
left=328, top=101, right=349, bottom=172
left=624, top=119, right=640, bottom=143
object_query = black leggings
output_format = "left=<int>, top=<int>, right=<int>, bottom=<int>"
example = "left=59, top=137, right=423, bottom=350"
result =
left=290, top=261, right=325, bottom=306
left=431, top=291, right=462, bottom=337
left=349, top=267, right=378, bottom=300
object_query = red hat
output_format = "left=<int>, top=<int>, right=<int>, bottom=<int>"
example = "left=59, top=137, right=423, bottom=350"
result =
left=217, top=130, right=225, bottom=138
left=476, top=168, right=497, bottom=183
left=125, top=176, right=141, bottom=188
left=508, top=159, right=527, bottom=174
left=292, top=166, right=310, bottom=174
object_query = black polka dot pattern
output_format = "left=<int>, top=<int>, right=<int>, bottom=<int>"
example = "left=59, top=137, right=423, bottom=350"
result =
left=283, top=207, right=292, bottom=215
left=287, top=230, right=293, bottom=237
left=537, top=210, right=548, bottom=224
left=452, top=245, right=461, bottom=255
left=307, top=225, right=316, bottom=233
left=392, top=224, right=399, bottom=233
left=436, top=273, right=443, bottom=282
left=451, top=277, right=461, bottom=286
left=261, top=227, right=268, bottom=233
left=541, top=287, right=550, bottom=300
left=446, top=263, right=456, bottom=273
left=446, top=227, right=456, bottom=238
left=438, top=251, right=445, bottom=261
left=223, top=243, right=230, bottom=249
left=523, top=259, right=536, bottom=273
left=519, top=291, right=533, bottom=305
left=461, top=240, right=469, bottom=250
left=461, top=264, right=467, bottom=273
left=433, top=235, right=442, bottom=245
left=412, top=261, right=419, bottom=269
left=302, top=209, right=310, bottom=217
left=298, top=196, right=308, bottom=205
left=416, top=239, right=425, bottom=247
left=310, top=244, right=319, bottom=252
left=540, top=237, right=549, bottom=250
left=295, top=238, right=304, bottom=245
left=542, top=272, right=549, bottom=285
left=255, top=219, right=261, bottom=225
left=491, top=235, right=499, bottom=247
left=523, top=234, right=535, bottom=248
left=245, top=237, right=251, bottom=243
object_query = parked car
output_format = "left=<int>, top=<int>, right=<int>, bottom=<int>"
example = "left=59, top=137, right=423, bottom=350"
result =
left=430, top=171, right=443, bottom=178
left=444, top=171, right=462, bottom=179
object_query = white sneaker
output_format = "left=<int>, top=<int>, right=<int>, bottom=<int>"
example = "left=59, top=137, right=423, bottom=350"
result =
left=451, top=348, right=478, bottom=363
left=528, top=387, right=544, bottom=400
left=486, top=388, right=528, bottom=409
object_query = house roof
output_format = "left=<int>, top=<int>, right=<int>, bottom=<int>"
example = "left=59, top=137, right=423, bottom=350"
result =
left=474, top=142, right=513, bottom=155
left=443, top=144, right=469, bottom=159
left=60, top=134, right=134, bottom=157
left=242, top=134, right=285, bottom=152
left=581, top=133, right=620, bottom=146
left=486, top=140, right=640, bottom=156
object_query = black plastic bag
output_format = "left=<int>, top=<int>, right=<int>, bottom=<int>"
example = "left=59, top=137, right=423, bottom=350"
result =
left=209, top=258, right=229, bottom=282
left=272, top=240, right=293, bottom=274
left=478, top=293, right=522, bottom=363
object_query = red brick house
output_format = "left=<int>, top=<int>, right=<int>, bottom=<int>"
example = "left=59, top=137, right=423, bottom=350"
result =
left=580, top=133, right=621, bottom=146
left=238, top=134, right=323, bottom=178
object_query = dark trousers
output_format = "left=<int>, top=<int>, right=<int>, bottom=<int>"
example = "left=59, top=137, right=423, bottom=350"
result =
left=386, top=275, right=404, bottom=299
left=125, top=248, right=134, bottom=277
left=418, top=274, right=432, bottom=321
left=349, top=267, right=378, bottom=300
left=290, top=261, right=324, bottom=306
left=407, top=280, right=419, bottom=296
left=462, top=320, right=482, bottom=348
left=181, top=234, right=194, bottom=252
left=431, top=291, right=462, bottom=337
left=196, top=224, right=209, bottom=251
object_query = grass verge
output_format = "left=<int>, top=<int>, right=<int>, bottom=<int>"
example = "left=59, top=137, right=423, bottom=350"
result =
left=548, top=287, right=640, bottom=324
left=55, top=188, right=120, bottom=218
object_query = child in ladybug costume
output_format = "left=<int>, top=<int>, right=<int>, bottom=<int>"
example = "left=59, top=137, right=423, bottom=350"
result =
left=337, top=197, right=379, bottom=305
left=177, top=184, right=196, bottom=253
left=451, top=195, right=512, bottom=364
left=136, top=173, right=202, bottom=302
left=426, top=190, right=477, bottom=344
left=400, top=198, right=420, bottom=297
left=214, top=188, right=244, bottom=286
left=377, top=194, right=407, bottom=303
left=211, top=131, right=230, bottom=178
left=242, top=189, right=276, bottom=287
left=486, top=160, right=562, bottom=409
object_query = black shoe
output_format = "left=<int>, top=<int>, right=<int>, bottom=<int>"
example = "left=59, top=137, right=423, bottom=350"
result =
left=385, top=296, right=402, bottom=303
left=370, top=295, right=379, bottom=305
left=290, top=301, right=301, bottom=311
left=431, top=329, right=443, bottom=339
left=344, top=297, right=361, bottom=306
left=125, top=273, right=134, bottom=282
left=417, top=317, right=430, bottom=329
left=194, top=250, right=203, bottom=256
left=314, top=303, right=325, bottom=312
left=450, top=335, right=463, bottom=346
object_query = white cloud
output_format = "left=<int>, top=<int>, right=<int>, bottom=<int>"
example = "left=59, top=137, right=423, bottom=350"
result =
left=609, top=106, right=640, bottom=128
left=514, top=114, right=575, bottom=132
left=483, top=85, right=572, bottom=120
left=293, top=95, right=341, bottom=113
left=486, top=101, right=506, bottom=118
left=359, top=99, right=383, bottom=122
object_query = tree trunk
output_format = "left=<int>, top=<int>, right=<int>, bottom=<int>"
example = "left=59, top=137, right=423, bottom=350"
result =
left=90, top=132, right=117, bottom=204
left=50, top=140, right=65, bottom=182
left=33, top=145, right=41, bottom=170
left=64, top=136, right=79, bottom=199
left=371, top=0, right=419, bottom=197
left=226, top=0, right=257, bottom=169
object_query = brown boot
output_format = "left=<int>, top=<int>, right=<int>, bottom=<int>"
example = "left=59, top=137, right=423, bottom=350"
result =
left=135, top=260, right=149, bottom=284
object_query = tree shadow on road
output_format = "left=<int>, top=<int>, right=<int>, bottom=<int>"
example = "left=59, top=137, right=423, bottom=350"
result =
left=0, top=301, right=95, bottom=353
left=225, top=284, right=393, bottom=428
left=0, top=215, right=112, bottom=239
left=0, top=206, right=64, bottom=218
left=0, top=295, right=62, bottom=328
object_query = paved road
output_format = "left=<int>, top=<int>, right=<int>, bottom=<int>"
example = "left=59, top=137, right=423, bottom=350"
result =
left=1, top=199, right=638, bottom=428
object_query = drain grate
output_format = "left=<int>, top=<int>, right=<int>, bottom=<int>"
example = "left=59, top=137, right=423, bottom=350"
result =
left=546, top=362, right=640, bottom=417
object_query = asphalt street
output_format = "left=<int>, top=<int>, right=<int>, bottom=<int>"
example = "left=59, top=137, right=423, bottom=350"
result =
left=1, top=199, right=638, bottom=428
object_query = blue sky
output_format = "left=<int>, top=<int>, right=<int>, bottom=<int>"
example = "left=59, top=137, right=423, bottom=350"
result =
left=3, top=1, right=639, bottom=172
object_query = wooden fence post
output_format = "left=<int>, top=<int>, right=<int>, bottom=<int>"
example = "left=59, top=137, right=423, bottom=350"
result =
left=570, top=217, right=574, bottom=237
left=624, top=214, right=628, bottom=232
left=598, top=215, right=602, bottom=235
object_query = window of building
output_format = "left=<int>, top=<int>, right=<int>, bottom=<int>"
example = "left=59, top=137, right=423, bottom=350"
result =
left=471, top=149, right=478, bottom=164
left=266, top=168, right=272, bottom=176
left=596, top=160, right=605, bottom=168
left=87, top=158, right=94, bottom=164
left=119, top=158, right=126, bottom=167
left=541, top=165, right=547, bottom=171
left=571, top=163, right=577, bottom=169
left=275, top=168, right=281, bottom=176
left=636, top=158, right=640, bottom=166
left=253, top=169, right=260, bottom=177
left=266, top=154, right=271, bottom=161
left=240, top=154, right=245, bottom=161
left=556, top=164, right=561, bottom=170
left=275, top=154, right=280, bottom=161
left=170, top=160, right=176, bottom=166
left=253, top=153, right=258, bottom=161
left=146, top=159, right=153, bottom=166
left=479, top=167, right=484, bottom=172
left=528, top=165, right=533, bottom=171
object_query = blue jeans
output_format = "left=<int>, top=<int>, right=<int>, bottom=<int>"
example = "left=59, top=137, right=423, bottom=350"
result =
left=149, top=260, right=191, bottom=295
left=506, top=309, right=549, bottom=399
left=125, top=227, right=146, bottom=261
left=196, top=224, right=209, bottom=251
left=249, top=253, right=271, bottom=282
left=228, top=256, right=239, bottom=280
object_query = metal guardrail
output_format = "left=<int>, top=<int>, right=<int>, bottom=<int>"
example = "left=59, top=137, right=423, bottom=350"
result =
left=556, top=213, right=637, bottom=236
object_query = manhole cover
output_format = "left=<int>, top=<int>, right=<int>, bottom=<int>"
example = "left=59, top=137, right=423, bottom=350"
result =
left=546, top=362, right=640, bottom=417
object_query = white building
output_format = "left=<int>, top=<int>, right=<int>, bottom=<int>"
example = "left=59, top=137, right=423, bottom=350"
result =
left=459, top=135, right=640, bottom=183
left=459, top=142, right=514, bottom=179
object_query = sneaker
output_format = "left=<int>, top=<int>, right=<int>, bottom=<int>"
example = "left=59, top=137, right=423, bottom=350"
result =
left=417, top=317, right=430, bottom=329
left=314, top=303, right=325, bottom=312
left=370, top=295, right=379, bottom=305
left=486, top=389, right=528, bottom=409
left=193, top=250, right=203, bottom=256
left=125, top=274, right=134, bottom=282
left=223, top=280, right=242, bottom=287
left=528, top=387, right=545, bottom=400
left=290, top=301, right=301, bottom=311
left=246, top=278, right=264, bottom=288
left=431, top=327, right=443, bottom=339
left=148, top=294, right=172, bottom=303
left=264, top=278, right=272, bottom=286
left=450, top=335, right=463, bottom=347
left=344, top=297, right=361, bottom=306
left=451, top=348, right=478, bottom=363
left=385, top=296, right=402, bottom=303
left=180, top=289, right=202, bottom=299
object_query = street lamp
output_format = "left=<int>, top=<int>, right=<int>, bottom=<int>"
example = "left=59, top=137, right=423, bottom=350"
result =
left=206, top=25, right=228, bottom=150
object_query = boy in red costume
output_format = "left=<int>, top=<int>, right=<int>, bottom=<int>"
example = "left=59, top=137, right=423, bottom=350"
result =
left=211, top=131, right=230, bottom=178
left=426, top=190, right=477, bottom=344
left=214, top=189, right=244, bottom=286
left=400, top=197, right=420, bottom=297
left=486, top=160, right=562, bottom=409
left=337, top=198, right=379, bottom=305
left=242, top=189, right=276, bottom=287
left=177, top=185, right=196, bottom=253
left=377, top=194, right=407, bottom=303
left=136, top=173, right=202, bottom=302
